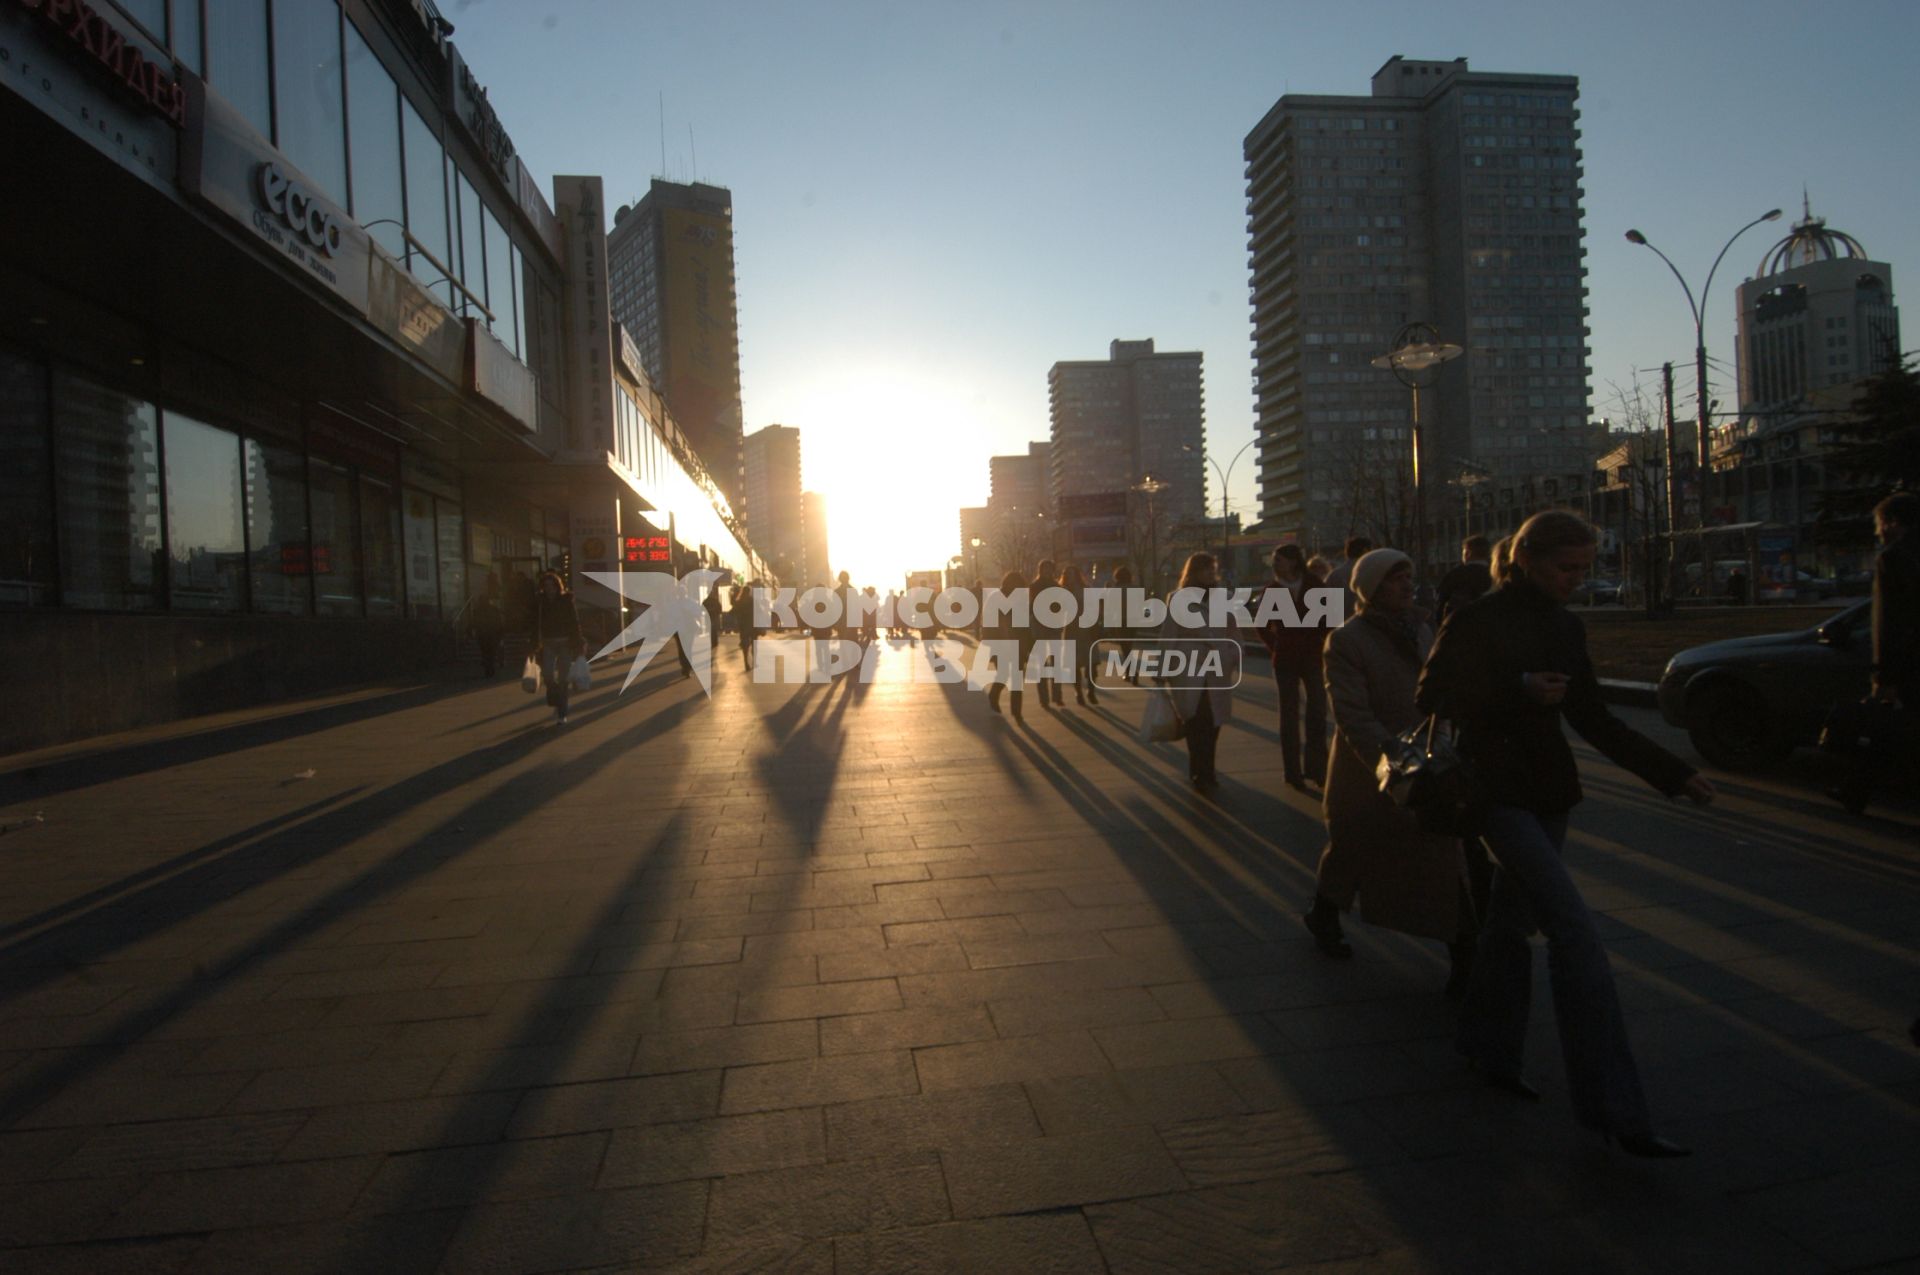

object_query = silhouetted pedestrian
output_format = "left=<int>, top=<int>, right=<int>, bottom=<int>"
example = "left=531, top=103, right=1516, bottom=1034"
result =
left=533, top=570, right=584, bottom=725
left=1259, top=544, right=1329, bottom=789
left=984, top=570, right=1034, bottom=722
left=1160, top=552, right=1235, bottom=789
left=1830, top=491, right=1919, bottom=814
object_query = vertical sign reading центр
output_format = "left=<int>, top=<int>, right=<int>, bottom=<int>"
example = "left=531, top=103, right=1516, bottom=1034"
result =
left=553, top=175, right=615, bottom=461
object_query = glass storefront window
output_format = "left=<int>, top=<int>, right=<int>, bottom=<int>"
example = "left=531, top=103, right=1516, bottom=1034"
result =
left=361, top=475, right=403, bottom=616
left=164, top=413, right=247, bottom=612
left=436, top=500, right=466, bottom=619
left=403, top=486, right=439, bottom=617
left=511, top=243, right=527, bottom=358
left=402, top=101, right=450, bottom=299
left=345, top=19, right=404, bottom=258
left=309, top=459, right=363, bottom=616
left=121, top=0, right=166, bottom=42
left=272, top=0, right=347, bottom=205
left=0, top=348, right=56, bottom=608
left=456, top=171, right=486, bottom=318
left=206, top=0, right=273, bottom=141
left=172, top=0, right=203, bottom=75
left=245, top=438, right=311, bottom=615
left=55, top=377, right=163, bottom=611
left=485, top=208, right=516, bottom=354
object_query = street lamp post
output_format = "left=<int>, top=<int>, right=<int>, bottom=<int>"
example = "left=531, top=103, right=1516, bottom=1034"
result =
left=1133, top=475, right=1168, bottom=593
left=1184, top=438, right=1257, bottom=578
left=967, top=536, right=982, bottom=583
left=1624, top=208, right=1783, bottom=529
left=1371, top=323, right=1464, bottom=583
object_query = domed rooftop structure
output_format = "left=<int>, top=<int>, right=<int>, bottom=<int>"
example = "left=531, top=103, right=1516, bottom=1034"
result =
left=1757, top=193, right=1868, bottom=277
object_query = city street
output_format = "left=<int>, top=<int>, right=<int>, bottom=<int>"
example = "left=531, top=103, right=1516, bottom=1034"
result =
left=0, top=637, right=1915, bottom=1273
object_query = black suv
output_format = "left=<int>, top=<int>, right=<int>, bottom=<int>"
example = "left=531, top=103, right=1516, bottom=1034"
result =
left=1657, top=602, right=1871, bottom=770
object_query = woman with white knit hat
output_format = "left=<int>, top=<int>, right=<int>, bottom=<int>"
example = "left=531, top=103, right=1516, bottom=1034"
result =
left=1303, top=548, right=1475, bottom=995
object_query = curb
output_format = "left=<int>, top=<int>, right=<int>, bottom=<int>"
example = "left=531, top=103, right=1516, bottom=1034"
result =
left=1599, top=678, right=1660, bottom=709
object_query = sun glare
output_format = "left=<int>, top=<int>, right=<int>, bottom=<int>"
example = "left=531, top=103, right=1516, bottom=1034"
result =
left=784, top=370, right=992, bottom=589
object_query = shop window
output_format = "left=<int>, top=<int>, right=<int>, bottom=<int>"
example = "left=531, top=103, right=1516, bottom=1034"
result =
left=310, top=459, right=363, bottom=616
left=361, top=475, right=403, bottom=616
left=484, top=209, right=517, bottom=355
left=402, top=101, right=451, bottom=300
left=121, top=0, right=166, bottom=40
left=171, top=0, right=203, bottom=74
left=164, top=413, right=247, bottom=612
left=0, top=348, right=56, bottom=608
left=436, top=500, right=466, bottom=618
left=345, top=20, right=404, bottom=258
left=455, top=171, right=487, bottom=318
left=245, top=438, right=311, bottom=615
left=403, top=486, right=439, bottom=616
left=272, top=0, right=347, bottom=205
left=54, top=376, right=163, bottom=611
left=206, top=0, right=273, bottom=141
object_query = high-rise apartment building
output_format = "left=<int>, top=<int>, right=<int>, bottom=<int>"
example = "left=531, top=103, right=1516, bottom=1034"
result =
left=1245, top=56, right=1589, bottom=547
left=743, top=425, right=804, bottom=584
left=989, top=442, right=1052, bottom=515
left=1048, top=340, right=1205, bottom=570
left=608, top=180, right=747, bottom=514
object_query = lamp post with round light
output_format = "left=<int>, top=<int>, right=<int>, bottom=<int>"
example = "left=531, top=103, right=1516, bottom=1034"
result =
left=1371, top=323, right=1464, bottom=582
left=967, top=535, right=982, bottom=583
left=1624, top=209, right=1783, bottom=529
left=1132, top=475, right=1169, bottom=593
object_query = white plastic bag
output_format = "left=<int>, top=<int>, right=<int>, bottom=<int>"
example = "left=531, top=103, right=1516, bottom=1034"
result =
left=521, top=656, right=541, bottom=694
left=570, top=655, right=592, bottom=691
left=1137, top=689, right=1185, bottom=744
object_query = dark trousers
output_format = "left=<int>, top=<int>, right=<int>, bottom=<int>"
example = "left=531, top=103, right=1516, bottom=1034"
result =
left=1460, top=806, right=1652, bottom=1137
left=1273, top=657, right=1327, bottom=781
left=476, top=626, right=503, bottom=677
left=1185, top=693, right=1220, bottom=782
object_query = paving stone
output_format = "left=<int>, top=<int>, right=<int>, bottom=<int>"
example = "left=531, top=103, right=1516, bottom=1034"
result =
left=883, top=915, right=1027, bottom=947
left=354, top=1131, right=610, bottom=1214
left=719, top=1049, right=919, bottom=1114
left=1093, top=1013, right=1292, bottom=1069
left=282, top=1091, right=525, bottom=1159
left=1024, top=1063, right=1249, bottom=1135
left=631, top=1021, right=818, bottom=1075
left=835, top=1213, right=1109, bottom=1275
left=824, top=1084, right=1042, bottom=1162
left=597, top=1108, right=825, bottom=1187
left=440, top=1180, right=708, bottom=1273
left=915, top=1030, right=1111, bottom=1091
left=989, top=985, right=1167, bottom=1038
left=1, top=1235, right=206, bottom=1274
left=1156, top=1105, right=1405, bottom=1185
left=941, top=1127, right=1187, bottom=1218
left=227, top=1051, right=450, bottom=1112
left=53, top=1111, right=309, bottom=1178
left=1085, top=1175, right=1396, bottom=1273
left=820, top=1006, right=997, bottom=1056
left=735, top=977, right=901, bottom=1024
left=505, top=1069, right=722, bottom=1140
left=0, top=1175, right=151, bottom=1246
left=962, top=931, right=1117, bottom=969
left=818, top=942, right=970, bottom=983
left=106, top=1155, right=383, bottom=1237
left=705, top=1151, right=951, bottom=1243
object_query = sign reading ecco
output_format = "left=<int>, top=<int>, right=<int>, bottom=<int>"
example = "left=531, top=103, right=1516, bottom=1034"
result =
left=255, top=163, right=341, bottom=257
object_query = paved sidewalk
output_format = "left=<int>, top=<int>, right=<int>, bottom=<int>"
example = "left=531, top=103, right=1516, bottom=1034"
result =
left=0, top=636, right=1915, bottom=1273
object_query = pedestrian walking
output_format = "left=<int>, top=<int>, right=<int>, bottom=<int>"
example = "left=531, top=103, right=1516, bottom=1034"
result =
left=1029, top=560, right=1066, bottom=707
left=1417, top=510, right=1714, bottom=1157
left=703, top=582, right=724, bottom=655
left=1302, top=550, right=1476, bottom=995
left=1062, top=564, right=1095, bottom=706
left=1159, top=552, right=1237, bottom=790
left=1258, top=544, right=1330, bottom=789
left=1436, top=534, right=1494, bottom=629
left=1830, top=490, right=1920, bottom=814
left=533, top=570, right=585, bottom=725
left=469, top=574, right=506, bottom=678
left=1110, top=564, right=1142, bottom=685
left=731, top=583, right=759, bottom=671
left=984, top=569, right=1034, bottom=722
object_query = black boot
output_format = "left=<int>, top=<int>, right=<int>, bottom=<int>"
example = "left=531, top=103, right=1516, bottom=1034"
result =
left=1304, top=895, right=1352, bottom=959
left=987, top=684, right=1003, bottom=715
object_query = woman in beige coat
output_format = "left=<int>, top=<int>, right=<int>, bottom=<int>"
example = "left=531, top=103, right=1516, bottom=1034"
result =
left=1304, top=549, right=1475, bottom=996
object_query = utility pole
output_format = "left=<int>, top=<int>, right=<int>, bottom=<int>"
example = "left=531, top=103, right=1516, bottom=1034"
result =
left=1663, top=362, right=1679, bottom=612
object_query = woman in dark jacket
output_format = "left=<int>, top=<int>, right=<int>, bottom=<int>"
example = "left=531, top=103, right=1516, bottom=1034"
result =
left=984, top=569, right=1035, bottom=722
left=534, top=570, right=586, bottom=725
left=1061, top=564, right=1097, bottom=706
left=1417, top=511, right=1715, bottom=1157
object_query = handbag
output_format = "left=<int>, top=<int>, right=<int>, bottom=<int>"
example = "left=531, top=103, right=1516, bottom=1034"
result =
left=570, top=655, right=592, bottom=692
left=521, top=656, right=541, bottom=694
left=1818, top=696, right=1903, bottom=757
left=1137, top=689, right=1186, bottom=744
left=1376, top=715, right=1490, bottom=836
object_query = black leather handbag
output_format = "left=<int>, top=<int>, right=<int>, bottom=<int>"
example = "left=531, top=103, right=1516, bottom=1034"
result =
left=1376, top=715, right=1491, bottom=837
left=1818, top=696, right=1905, bottom=757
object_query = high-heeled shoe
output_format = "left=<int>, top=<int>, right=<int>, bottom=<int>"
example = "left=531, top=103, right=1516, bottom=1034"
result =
left=1606, top=1132, right=1690, bottom=1158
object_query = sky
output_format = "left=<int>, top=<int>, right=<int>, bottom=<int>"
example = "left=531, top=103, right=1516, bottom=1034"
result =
left=447, top=0, right=1920, bottom=585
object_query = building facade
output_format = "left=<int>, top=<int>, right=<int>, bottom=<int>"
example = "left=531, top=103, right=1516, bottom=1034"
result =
left=606, top=180, right=746, bottom=515
left=800, top=490, right=830, bottom=587
left=0, top=0, right=756, bottom=752
left=1245, top=56, right=1590, bottom=551
left=1048, top=339, right=1205, bottom=576
left=743, top=424, right=803, bottom=584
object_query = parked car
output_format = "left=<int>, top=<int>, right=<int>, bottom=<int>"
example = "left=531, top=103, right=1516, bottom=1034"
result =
left=1656, top=601, right=1871, bottom=770
left=1792, top=570, right=1837, bottom=601
left=1574, top=577, right=1622, bottom=605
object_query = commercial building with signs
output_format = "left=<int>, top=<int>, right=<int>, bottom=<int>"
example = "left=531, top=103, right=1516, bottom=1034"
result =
left=1245, top=56, right=1590, bottom=549
left=606, top=180, right=747, bottom=516
left=1048, top=340, right=1205, bottom=575
left=0, top=0, right=758, bottom=752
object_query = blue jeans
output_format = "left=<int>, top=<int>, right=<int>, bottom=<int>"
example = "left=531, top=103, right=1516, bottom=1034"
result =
left=1458, top=805, right=1652, bottom=1136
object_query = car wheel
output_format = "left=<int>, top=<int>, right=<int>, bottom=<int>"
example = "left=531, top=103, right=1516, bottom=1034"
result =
left=1686, top=682, right=1790, bottom=771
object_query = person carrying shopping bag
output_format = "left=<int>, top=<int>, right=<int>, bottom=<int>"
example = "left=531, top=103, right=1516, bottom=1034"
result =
left=534, top=570, right=585, bottom=726
left=1418, top=510, right=1714, bottom=1158
left=1158, top=553, right=1237, bottom=789
left=1302, top=549, right=1475, bottom=997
